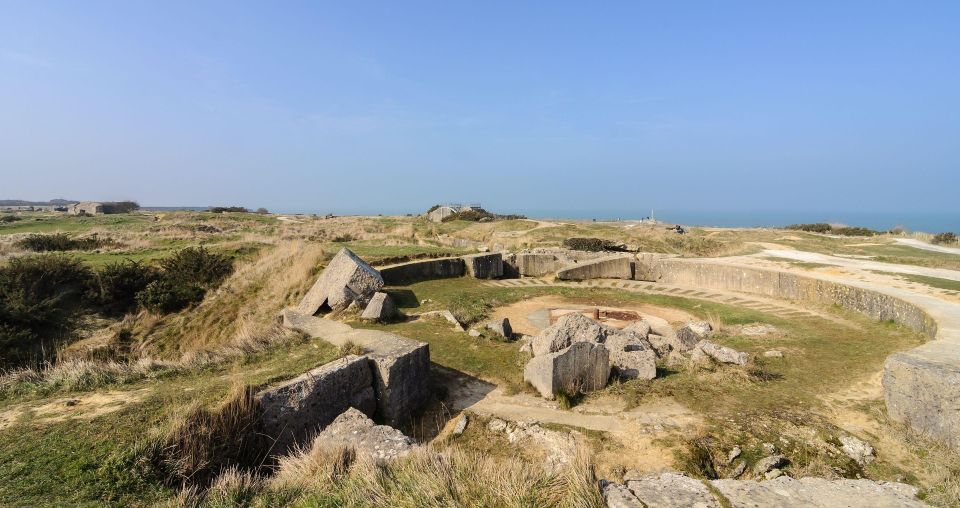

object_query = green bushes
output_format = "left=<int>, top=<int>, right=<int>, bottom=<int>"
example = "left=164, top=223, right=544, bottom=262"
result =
left=0, top=215, right=21, bottom=223
left=563, top=237, right=626, bottom=252
left=96, top=261, right=160, bottom=315
left=210, top=206, right=248, bottom=213
left=0, top=255, right=95, bottom=363
left=933, top=232, right=957, bottom=245
left=15, top=233, right=111, bottom=251
left=136, top=247, right=234, bottom=314
left=786, top=223, right=832, bottom=233
left=785, top=223, right=878, bottom=236
left=101, top=201, right=140, bottom=214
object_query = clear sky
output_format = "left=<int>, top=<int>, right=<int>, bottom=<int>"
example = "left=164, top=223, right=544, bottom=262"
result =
left=1, top=1, right=958, bottom=217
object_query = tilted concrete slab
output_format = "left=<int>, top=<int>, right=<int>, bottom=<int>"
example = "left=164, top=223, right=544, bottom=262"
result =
left=556, top=255, right=633, bottom=281
left=280, top=309, right=431, bottom=426
left=297, top=248, right=384, bottom=315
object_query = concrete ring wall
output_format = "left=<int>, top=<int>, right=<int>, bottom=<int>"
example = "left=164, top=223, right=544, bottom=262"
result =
left=654, top=259, right=958, bottom=449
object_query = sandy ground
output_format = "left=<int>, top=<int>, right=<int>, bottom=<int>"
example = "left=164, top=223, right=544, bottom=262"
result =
left=489, top=295, right=696, bottom=336
left=0, top=388, right=151, bottom=431
left=757, top=248, right=960, bottom=283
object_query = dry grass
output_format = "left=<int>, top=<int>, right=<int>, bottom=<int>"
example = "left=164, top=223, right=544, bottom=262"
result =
left=0, top=357, right=182, bottom=397
left=180, top=444, right=606, bottom=508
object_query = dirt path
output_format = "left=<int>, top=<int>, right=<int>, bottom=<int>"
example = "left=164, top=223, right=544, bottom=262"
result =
left=894, top=237, right=960, bottom=255
left=447, top=374, right=699, bottom=472
left=756, top=248, right=960, bottom=283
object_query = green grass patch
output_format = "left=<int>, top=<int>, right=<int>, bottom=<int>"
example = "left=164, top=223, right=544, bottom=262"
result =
left=763, top=256, right=834, bottom=270
left=869, top=271, right=960, bottom=292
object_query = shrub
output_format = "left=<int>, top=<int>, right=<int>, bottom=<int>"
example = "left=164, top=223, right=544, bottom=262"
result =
left=160, top=246, right=234, bottom=289
left=0, top=255, right=95, bottom=363
left=426, top=204, right=441, bottom=213
left=96, top=260, right=160, bottom=315
left=101, top=201, right=140, bottom=214
left=786, top=223, right=832, bottom=233
left=831, top=226, right=878, bottom=237
left=933, top=232, right=957, bottom=245
left=441, top=209, right=494, bottom=222
left=15, top=233, right=109, bottom=252
left=136, top=279, right=205, bottom=314
left=0, top=215, right=21, bottom=223
left=255, top=207, right=269, bottom=215
left=210, top=206, right=249, bottom=213
left=563, top=237, right=625, bottom=252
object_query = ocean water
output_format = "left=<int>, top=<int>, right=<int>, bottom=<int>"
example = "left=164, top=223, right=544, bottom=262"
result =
left=519, top=210, right=959, bottom=233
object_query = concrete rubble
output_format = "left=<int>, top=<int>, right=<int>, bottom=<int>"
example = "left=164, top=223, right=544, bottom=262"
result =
left=310, top=407, right=416, bottom=462
left=298, top=248, right=384, bottom=314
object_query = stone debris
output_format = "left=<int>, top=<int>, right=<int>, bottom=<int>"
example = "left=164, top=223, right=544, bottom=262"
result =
left=531, top=313, right=611, bottom=356
left=486, top=317, right=512, bottom=338
left=676, top=321, right=712, bottom=352
left=710, top=476, right=928, bottom=507
left=645, top=334, right=675, bottom=358
left=524, top=341, right=610, bottom=399
left=297, top=248, right=384, bottom=314
left=753, top=454, right=788, bottom=475
left=518, top=335, right=534, bottom=355
left=311, top=408, right=416, bottom=462
left=765, top=468, right=784, bottom=480
left=417, top=310, right=465, bottom=331
left=604, top=473, right=929, bottom=507
left=468, top=329, right=482, bottom=337
left=359, top=292, right=397, bottom=322
left=727, top=445, right=742, bottom=464
left=740, top=323, right=779, bottom=336
left=622, top=319, right=651, bottom=338
left=689, top=347, right=714, bottom=368
left=452, top=414, right=468, bottom=435
left=605, top=329, right=656, bottom=380
left=486, top=418, right=577, bottom=473
left=696, top=340, right=749, bottom=366
left=729, top=460, right=747, bottom=478
left=623, top=472, right=721, bottom=508
left=839, top=434, right=876, bottom=465
left=763, top=350, right=784, bottom=358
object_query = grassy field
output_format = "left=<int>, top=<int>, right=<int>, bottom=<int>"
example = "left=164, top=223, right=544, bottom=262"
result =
left=870, top=270, right=960, bottom=293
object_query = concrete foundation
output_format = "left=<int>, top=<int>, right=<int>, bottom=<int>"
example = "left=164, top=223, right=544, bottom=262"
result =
left=463, top=252, right=504, bottom=279
left=256, top=355, right=376, bottom=454
left=378, top=257, right=465, bottom=285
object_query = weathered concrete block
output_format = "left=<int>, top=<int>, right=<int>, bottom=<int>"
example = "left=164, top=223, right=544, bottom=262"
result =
left=625, top=472, right=721, bottom=508
left=360, top=292, right=397, bottom=322
left=515, top=253, right=562, bottom=277
left=298, top=248, right=384, bottom=314
left=463, top=252, right=503, bottom=279
left=633, top=253, right=667, bottom=282
left=696, top=340, right=748, bottom=366
left=378, top=257, right=465, bottom=285
left=532, top=313, right=610, bottom=356
left=523, top=341, right=610, bottom=399
left=606, top=329, right=657, bottom=380
left=883, top=351, right=960, bottom=450
left=256, top=355, right=376, bottom=455
left=279, top=309, right=431, bottom=426
left=556, top=255, right=633, bottom=280
left=710, top=476, right=926, bottom=507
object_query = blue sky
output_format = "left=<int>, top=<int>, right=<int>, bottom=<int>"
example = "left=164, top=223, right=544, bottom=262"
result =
left=1, top=1, right=958, bottom=217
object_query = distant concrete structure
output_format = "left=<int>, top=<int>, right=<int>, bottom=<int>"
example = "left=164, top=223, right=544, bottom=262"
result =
left=69, top=201, right=104, bottom=215
left=426, top=203, right=482, bottom=223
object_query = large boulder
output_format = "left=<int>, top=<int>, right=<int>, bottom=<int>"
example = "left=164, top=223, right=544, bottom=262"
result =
left=696, top=340, right=748, bottom=366
left=523, top=341, right=610, bottom=399
left=623, top=319, right=651, bottom=338
left=605, top=329, right=657, bottom=380
left=676, top=321, right=712, bottom=352
left=256, top=355, right=376, bottom=455
left=298, top=248, right=384, bottom=314
left=360, top=292, right=397, bottom=322
left=710, top=477, right=927, bottom=507
left=311, top=407, right=416, bottom=462
left=531, top=313, right=610, bottom=356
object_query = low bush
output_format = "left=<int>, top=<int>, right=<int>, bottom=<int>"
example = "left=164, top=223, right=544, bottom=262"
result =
left=442, top=208, right=495, bottom=222
left=831, top=226, right=878, bottom=237
left=0, top=255, right=95, bottom=364
left=101, top=201, right=140, bottom=214
left=563, top=237, right=626, bottom=252
left=96, top=260, right=160, bottom=315
left=210, top=206, right=248, bottom=213
left=0, top=215, right=21, bottom=223
left=15, top=233, right=110, bottom=252
left=160, top=246, right=234, bottom=289
left=136, top=279, right=206, bottom=314
left=933, top=232, right=957, bottom=245
left=786, top=223, right=832, bottom=233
